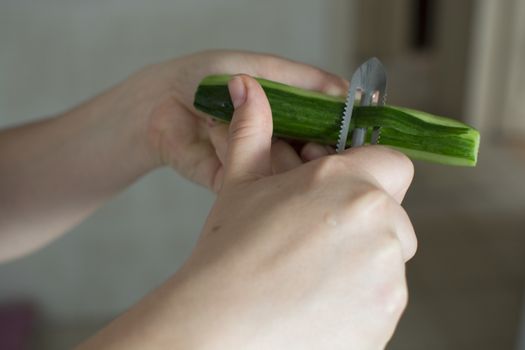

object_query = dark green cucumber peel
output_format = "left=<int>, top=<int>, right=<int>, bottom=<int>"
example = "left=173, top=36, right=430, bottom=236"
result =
left=194, top=74, right=480, bottom=166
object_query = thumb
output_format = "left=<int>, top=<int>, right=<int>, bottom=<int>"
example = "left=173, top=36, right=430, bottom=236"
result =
left=224, top=75, right=273, bottom=184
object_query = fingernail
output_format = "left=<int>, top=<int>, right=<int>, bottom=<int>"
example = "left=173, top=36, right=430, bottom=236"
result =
left=228, top=76, right=246, bottom=109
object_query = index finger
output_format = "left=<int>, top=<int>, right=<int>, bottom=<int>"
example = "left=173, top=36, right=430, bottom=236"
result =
left=340, top=146, right=414, bottom=203
left=248, top=52, right=349, bottom=96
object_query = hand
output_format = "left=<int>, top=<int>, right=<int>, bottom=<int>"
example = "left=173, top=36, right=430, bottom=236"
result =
left=129, top=50, right=347, bottom=190
left=179, top=76, right=416, bottom=349
left=81, top=76, right=416, bottom=350
left=0, top=50, right=344, bottom=262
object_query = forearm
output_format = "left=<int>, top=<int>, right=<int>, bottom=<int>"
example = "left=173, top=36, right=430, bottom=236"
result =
left=77, top=272, right=203, bottom=350
left=0, top=78, right=159, bottom=262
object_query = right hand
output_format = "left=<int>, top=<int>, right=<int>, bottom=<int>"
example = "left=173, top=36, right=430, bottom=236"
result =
left=81, top=75, right=416, bottom=350
left=176, top=75, right=417, bottom=349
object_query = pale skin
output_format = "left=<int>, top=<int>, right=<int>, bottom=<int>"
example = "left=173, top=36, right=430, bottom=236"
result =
left=0, top=51, right=416, bottom=349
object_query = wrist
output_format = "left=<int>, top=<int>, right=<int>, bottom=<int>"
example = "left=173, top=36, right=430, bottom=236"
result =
left=106, top=67, right=168, bottom=172
left=68, top=72, right=164, bottom=180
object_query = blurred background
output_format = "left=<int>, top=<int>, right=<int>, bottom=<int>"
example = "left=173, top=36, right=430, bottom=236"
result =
left=0, top=0, right=524, bottom=349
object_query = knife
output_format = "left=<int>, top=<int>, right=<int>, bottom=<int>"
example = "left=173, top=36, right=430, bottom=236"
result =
left=336, top=57, right=388, bottom=153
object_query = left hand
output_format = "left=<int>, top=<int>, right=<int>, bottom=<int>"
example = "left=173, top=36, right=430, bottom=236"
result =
left=128, top=50, right=347, bottom=191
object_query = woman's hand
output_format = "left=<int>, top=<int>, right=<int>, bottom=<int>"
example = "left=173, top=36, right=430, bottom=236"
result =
left=0, top=50, right=344, bottom=262
left=131, top=50, right=347, bottom=190
left=81, top=76, right=416, bottom=350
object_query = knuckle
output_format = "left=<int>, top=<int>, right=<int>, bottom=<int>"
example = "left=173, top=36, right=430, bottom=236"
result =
left=403, top=227, right=418, bottom=261
left=383, top=147, right=414, bottom=183
left=371, top=233, right=404, bottom=268
left=229, top=120, right=255, bottom=142
left=398, top=157, right=414, bottom=187
left=309, top=156, right=347, bottom=182
left=348, top=185, right=393, bottom=217
left=375, top=239, right=407, bottom=313
left=379, top=232, right=403, bottom=256
left=360, top=234, right=407, bottom=306
left=370, top=245, right=408, bottom=315
left=382, top=280, right=409, bottom=315
left=391, top=206, right=418, bottom=261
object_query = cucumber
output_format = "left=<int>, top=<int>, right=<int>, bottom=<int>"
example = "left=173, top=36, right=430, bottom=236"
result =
left=194, top=74, right=480, bottom=166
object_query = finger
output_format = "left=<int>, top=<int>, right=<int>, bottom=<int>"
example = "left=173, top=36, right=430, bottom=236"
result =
left=340, top=146, right=414, bottom=203
left=250, top=53, right=349, bottom=96
left=271, top=140, right=303, bottom=174
left=181, top=141, right=224, bottom=192
left=207, top=121, right=229, bottom=164
left=224, top=75, right=273, bottom=183
left=300, top=142, right=336, bottom=162
left=393, top=206, right=418, bottom=261
left=212, top=166, right=225, bottom=193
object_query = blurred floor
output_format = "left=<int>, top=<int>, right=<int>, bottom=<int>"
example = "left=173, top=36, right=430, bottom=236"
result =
left=390, top=142, right=525, bottom=350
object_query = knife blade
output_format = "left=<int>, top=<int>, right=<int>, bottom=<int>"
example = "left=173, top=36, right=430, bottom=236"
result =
left=336, top=57, right=387, bottom=153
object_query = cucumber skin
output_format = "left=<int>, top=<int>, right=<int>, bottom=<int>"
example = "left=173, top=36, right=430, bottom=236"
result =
left=195, top=77, right=344, bottom=145
left=193, top=75, right=480, bottom=166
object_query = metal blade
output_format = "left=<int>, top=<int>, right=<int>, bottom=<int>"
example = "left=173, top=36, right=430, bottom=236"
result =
left=336, top=57, right=387, bottom=152
left=336, top=69, right=361, bottom=153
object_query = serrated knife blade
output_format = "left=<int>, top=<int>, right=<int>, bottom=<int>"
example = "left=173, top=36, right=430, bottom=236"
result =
left=336, top=57, right=387, bottom=153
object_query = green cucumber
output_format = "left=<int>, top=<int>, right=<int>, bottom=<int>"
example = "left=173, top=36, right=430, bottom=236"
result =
left=194, top=74, right=480, bottom=166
